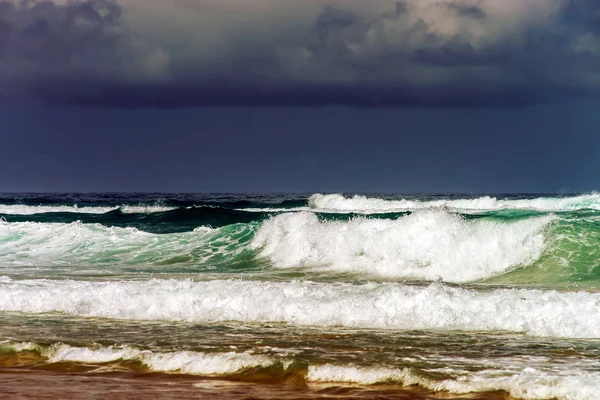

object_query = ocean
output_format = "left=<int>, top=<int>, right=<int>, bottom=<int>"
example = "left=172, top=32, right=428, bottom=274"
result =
left=1, top=192, right=600, bottom=399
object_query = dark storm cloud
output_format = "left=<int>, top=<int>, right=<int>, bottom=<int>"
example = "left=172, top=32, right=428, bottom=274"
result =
left=1, top=0, right=599, bottom=107
left=0, top=1, right=123, bottom=94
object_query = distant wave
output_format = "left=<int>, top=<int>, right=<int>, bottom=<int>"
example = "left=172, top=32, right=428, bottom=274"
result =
left=309, top=193, right=600, bottom=213
left=2, top=278, right=600, bottom=338
left=0, top=204, right=176, bottom=215
left=0, top=206, right=270, bottom=234
left=4, top=194, right=600, bottom=218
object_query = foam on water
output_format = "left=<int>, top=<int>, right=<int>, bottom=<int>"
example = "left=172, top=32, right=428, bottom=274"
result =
left=46, top=343, right=140, bottom=364
left=435, top=369, right=600, bottom=400
left=2, top=278, right=600, bottom=338
left=119, top=205, right=177, bottom=213
left=309, top=193, right=600, bottom=213
left=307, top=364, right=412, bottom=384
left=251, top=211, right=554, bottom=282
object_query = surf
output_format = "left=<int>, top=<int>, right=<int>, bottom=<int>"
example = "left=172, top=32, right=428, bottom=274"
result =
left=3, top=208, right=600, bottom=285
left=2, top=278, right=600, bottom=338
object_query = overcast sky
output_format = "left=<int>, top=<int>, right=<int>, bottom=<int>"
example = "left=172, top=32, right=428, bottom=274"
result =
left=1, top=0, right=599, bottom=192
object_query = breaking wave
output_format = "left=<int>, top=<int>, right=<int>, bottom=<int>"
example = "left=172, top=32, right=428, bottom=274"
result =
left=2, top=278, right=600, bottom=338
left=251, top=211, right=554, bottom=282
left=3, top=209, right=600, bottom=285
left=0, top=220, right=255, bottom=270
left=309, top=193, right=600, bottom=213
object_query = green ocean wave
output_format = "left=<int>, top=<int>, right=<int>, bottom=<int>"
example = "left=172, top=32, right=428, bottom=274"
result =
left=0, top=209, right=598, bottom=286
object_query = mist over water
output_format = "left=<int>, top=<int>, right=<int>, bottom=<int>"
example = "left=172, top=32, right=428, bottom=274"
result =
left=2, top=192, right=600, bottom=400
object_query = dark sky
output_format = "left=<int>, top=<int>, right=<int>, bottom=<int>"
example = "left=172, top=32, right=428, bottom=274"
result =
left=1, top=0, right=600, bottom=193
left=2, top=103, right=600, bottom=193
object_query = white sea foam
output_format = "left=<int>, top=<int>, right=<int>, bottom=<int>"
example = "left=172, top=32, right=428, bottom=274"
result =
left=2, top=279, right=600, bottom=338
left=308, top=193, right=600, bottom=213
left=0, top=220, right=219, bottom=267
left=45, top=343, right=140, bottom=364
left=251, top=211, right=553, bottom=282
left=7, top=341, right=39, bottom=352
left=119, top=205, right=177, bottom=213
left=434, top=369, right=600, bottom=400
left=307, top=364, right=413, bottom=384
left=0, top=204, right=175, bottom=215
left=3, top=342, right=275, bottom=375
left=193, top=226, right=217, bottom=233
left=143, top=350, right=275, bottom=375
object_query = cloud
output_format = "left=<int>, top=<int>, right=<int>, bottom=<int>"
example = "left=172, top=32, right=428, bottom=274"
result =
left=0, top=0, right=599, bottom=107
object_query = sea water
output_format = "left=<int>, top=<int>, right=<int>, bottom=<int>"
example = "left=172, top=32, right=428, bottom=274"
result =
left=1, top=193, right=600, bottom=399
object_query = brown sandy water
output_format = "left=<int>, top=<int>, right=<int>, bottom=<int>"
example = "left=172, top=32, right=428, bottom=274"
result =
left=0, top=370, right=511, bottom=400
left=2, top=313, right=600, bottom=400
